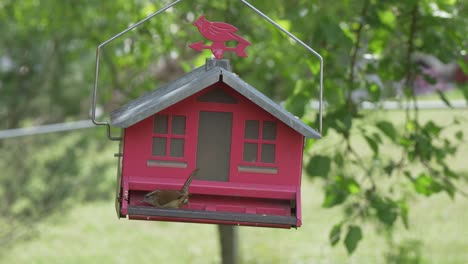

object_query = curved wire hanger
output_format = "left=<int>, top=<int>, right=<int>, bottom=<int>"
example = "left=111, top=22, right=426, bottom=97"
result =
left=92, top=0, right=323, bottom=140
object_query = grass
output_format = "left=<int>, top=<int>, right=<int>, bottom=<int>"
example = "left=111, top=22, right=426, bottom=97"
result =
left=2, top=180, right=467, bottom=264
left=2, top=109, right=468, bottom=264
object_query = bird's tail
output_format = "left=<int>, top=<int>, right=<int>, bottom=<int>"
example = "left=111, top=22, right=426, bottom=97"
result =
left=235, top=42, right=249, bottom=58
left=231, top=34, right=250, bottom=58
left=181, top=168, right=200, bottom=193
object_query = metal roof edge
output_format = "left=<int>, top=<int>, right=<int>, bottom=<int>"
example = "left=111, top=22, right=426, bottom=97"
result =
left=111, top=66, right=223, bottom=128
left=109, top=63, right=321, bottom=139
left=221, top=70, right=321, bottom=139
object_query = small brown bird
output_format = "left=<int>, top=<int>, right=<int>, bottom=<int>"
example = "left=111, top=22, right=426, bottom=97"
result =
left=142, top=168, right=200, bottom=208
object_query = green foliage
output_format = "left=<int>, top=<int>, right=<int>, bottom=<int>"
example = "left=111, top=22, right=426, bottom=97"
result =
left=0, top=130, right=115, bottom=248
left=367, top=191, right=399, bottom=226
left=376, top=121, right=398, bottom=141
left=297, top=0, right=467, bottom=256
left=385, top=239, right=423, bottom=264
left=329, top=224, right=342, bottom=246
left=344, top=225, right=363, bottom=254
left=323, top=175, right=360, bottom=208
left=306, top=155, right=331, bottom=177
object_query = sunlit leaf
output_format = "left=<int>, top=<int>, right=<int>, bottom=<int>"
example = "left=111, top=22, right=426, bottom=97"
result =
left=347, top=181, right=361, bottom=194
left=322, top=175, right=359, bottom=208
left=377, top=10, right=396, bottom=29
left=411, top=174, right=443, bottom=196
left=406, top=121, right=417, bottom=132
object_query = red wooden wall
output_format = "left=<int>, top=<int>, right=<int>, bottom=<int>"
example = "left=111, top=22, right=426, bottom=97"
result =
left=122, top=82, right=304, bottom=190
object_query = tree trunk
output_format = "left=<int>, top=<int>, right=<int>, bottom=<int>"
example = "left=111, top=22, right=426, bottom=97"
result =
left=218, top=225, right=239, bottom=264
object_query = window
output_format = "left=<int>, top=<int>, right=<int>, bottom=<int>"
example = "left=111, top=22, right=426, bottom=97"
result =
left=242, top=120, right=277, bottom=164
left=151, top=114, right=186, bottom=158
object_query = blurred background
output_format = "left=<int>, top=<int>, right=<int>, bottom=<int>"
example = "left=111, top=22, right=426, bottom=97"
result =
left=0, top=0, right=467, bottom=263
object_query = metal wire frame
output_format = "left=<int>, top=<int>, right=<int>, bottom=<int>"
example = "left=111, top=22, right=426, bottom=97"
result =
left=92, top=0, right=324, bottom=141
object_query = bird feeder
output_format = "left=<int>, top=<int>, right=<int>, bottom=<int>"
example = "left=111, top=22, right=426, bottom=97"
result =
left=92, top=1, right=323, bottom=229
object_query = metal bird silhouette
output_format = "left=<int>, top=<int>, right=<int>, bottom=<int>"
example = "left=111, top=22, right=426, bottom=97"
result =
left=142, top=168, right=200, bottom=208
left=189, top=15, right=251, bottom=59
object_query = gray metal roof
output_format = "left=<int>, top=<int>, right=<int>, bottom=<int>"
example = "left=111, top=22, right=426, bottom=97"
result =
left=110, top=63, right=321, bottom=139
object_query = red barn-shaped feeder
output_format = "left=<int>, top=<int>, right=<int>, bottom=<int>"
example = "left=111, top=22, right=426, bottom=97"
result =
left=92, top=3, right=324, bottom=229
left=111, top=59, right=321, bottom=228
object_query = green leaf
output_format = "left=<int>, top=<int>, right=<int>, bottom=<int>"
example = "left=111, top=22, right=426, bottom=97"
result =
left=377, top=10, right=396, bottom=29
left=423, top=121, right=442, bottom=137
left=367, top=192, right=399, bottom=226
left=422, top=73, right=437, bottom=85
left=461, top=84, right=468, bottom=102
left=347, top=180, right=361, bottom=194
left=457, top=58, right=468, bottom=74
left=306, top=155, right=331, bottom=178
left=413, top=174, right=433, bottom=195
left=322, top=176, right=360, bottom=208
left=399, top=200, right=410, bottom=229
left=344, top=225, right=363, bottom=254
left=399, top=137, right=413, bottom=148
left=329, top=224, right=342, bottom=246
left=436, top=91, right=453, bottom=108
left=367, top=83, right=381, bottom=101
left=276, top=19, right=292, bottom=31
left=443, top=165, right=459, bottom=179
left=412, top=174, right=443, bottom=196
left=364, top=135, right=379, bottom=155
left=406, top=121, right=417, bottom=132
left=376, top=121, right=397, bottom=140
left=284, top=80, right=311, bottom=118
left=284, top=94, right=308, bottom=118
left=414, top=134, right=433, bottom=161
left=323, top=189, right=348, bottom=208
left=334, top=153, right=344, bottom=167
left=324, top=107, right=354, bottom=136
left=384, top=161, right=395, bottom=176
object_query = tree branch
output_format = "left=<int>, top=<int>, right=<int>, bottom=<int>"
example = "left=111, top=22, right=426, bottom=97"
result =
left=347, top=0, right=370, bottom=106
left=404, top=2, right=420, bottom=123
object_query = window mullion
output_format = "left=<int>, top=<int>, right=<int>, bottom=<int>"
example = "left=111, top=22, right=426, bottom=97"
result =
left=168, top=116, right=173, bottom=134
left=257, top=122, right=264, bottom=162
left=166, top=116, right=173, bottom=156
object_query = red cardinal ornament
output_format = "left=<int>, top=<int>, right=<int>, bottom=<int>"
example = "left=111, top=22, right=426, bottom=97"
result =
left=189, top=15, right=251, bottom=59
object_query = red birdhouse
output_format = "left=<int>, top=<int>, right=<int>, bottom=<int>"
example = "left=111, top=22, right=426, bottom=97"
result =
left=110, top=59, right=321, bottom=228
left=93, top=10, right=324, bottom=228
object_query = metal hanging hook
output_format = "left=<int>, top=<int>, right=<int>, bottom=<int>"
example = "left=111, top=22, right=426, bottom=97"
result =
left=239, top=0, right=324, bottom=134
left=92, top=0, right=324, bottom=140
left=92, top=0, right=184, bottom=140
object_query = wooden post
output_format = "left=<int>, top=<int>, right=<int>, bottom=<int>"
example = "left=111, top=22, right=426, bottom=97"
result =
left=218, top=225, right=239, bottom=264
